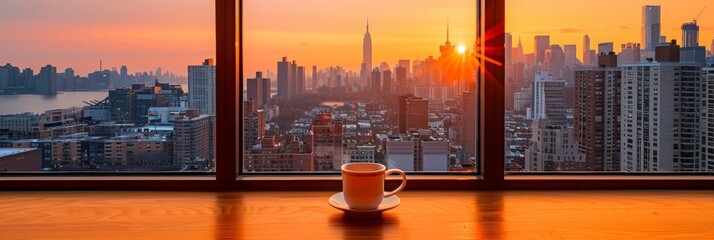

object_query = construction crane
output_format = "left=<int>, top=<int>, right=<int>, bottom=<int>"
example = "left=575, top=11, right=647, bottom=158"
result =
left=694, top=6, right=706, bottom=23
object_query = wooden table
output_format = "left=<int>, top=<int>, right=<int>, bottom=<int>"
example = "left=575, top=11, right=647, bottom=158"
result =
left=1, top=190, right=713, bottom=239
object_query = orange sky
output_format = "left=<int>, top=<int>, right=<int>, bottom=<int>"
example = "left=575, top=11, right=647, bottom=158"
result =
left=507, top=0, right=714, bottom=54
left=3, top=1, right=712, bottom=79
left=0, top=0, right=215, bottom=76
left=242, top=0, right=476, bottom=79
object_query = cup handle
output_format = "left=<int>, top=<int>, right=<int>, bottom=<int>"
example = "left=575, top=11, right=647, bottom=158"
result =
left=384, top=169, right=407, bottom=198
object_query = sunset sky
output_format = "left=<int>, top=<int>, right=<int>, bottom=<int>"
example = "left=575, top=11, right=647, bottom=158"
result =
left=507, top=0, right=714, bottom=54
left=0, top=0, right=215, bottom=76
left=2, top=1, right=713, bottom=78
left=242, top=0, right=475, bottom=79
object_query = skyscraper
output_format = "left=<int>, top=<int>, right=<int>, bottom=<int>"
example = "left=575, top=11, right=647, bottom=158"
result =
left=382, top=69, right=392, bottom=95
left=583, top=34, right=590, bottom=61
left=312, top=66, right=318, bottom=90
left=361, top=19, right=372, bottom=87
left=682, top=21, right=699, bottom=48
left=395, top=66, right=408, bottom=95
left=296, top=66, right=305, bottom=96
left=277, top=57, right=295, bottom=100
left=583, top=34, right=597, bottom=66
left=642, top=5, right=662, bottom=51
left=371, top=68, right=381, bottom=93
left=543, top=45, right=564, bottom=79
left=515, top=36, right=524, bottom=64
left=397, top=60, right=410, bottom=76
left=38, top=65, right=57, bottom=95
left=0, top=64, right=20, bottom=91
left=120, top=66, right=128, bottom=78
left=597, top=42, right=614, bottom=55
left=534, top=35, right=550, bottom=64
left=188, top=59, right=216, bottom=115
left=505, top=33, right=513, bottom=82
left=563, top=44, right=577, bottom=68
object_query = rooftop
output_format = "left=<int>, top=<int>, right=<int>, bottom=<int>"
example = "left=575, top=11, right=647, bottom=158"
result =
left=0, top=148, right=37, bottom=158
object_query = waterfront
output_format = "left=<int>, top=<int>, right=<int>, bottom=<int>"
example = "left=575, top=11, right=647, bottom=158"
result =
left=0, top=91, right=109, bottom=115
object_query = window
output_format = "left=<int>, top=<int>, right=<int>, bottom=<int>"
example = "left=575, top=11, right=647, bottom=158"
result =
left=239, top=0, right=482, bottom=174
left=2, top=0, right=713, bottom=190
left=0, top=0, right=216, bottom=173
left=504, top=0, right=714, bottom=174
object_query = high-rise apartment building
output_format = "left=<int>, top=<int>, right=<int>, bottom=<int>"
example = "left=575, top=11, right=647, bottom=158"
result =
left=243, top=100, right=266, bottom=151
left=530, top=72, right=566, bottom=126
left=188, top=59, right=216, bottom=115
left=526, top=70, right=584, bottom=171
left=173, top=110, right=215, bottom=170
left=702, top=68, right=714, bottom=172
left=462, top=91, right=477, bottom=158
left=246, top=71, right=271, bottom=107
left=38, top=65, right=57, bottom=95
left=621, top=62, right=702, bottom=172
left=574, top=53, right=621, bottom=171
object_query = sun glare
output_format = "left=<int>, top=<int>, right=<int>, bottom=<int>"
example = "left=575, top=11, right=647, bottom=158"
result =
left=457, top=44, right=466, bottom=54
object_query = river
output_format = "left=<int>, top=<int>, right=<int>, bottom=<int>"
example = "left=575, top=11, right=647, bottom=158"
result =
left=0, top=91, right=110, bottom=115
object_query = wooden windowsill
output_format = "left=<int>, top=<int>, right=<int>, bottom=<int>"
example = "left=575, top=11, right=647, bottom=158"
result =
left=0, top=190, right=712, bottom=239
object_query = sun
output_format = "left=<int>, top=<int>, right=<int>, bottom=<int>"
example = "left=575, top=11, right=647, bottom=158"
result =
left=457, top=44, right=466, bottom=54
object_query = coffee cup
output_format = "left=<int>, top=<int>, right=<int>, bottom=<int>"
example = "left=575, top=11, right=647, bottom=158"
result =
left=341, top=163, right=407, bottom=210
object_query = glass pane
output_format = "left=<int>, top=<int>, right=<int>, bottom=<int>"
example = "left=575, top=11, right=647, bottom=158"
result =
left=505, top=1, right=714, bottom=173
left=240, top=0, right=481, bottom=173
left=0, top=0, right=216, bottom=172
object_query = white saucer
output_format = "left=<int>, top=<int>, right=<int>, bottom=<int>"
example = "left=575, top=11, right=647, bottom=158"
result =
left=328, top=192, right=400, bottom=216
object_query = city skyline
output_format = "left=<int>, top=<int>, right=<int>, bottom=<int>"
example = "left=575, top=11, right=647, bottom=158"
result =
left=507, top=0, right=714, bottom=54
left=243, top=0, right=476, bottom=78
left=5, top=1, right=714, bottom=78
left=0, top=0, right=214, bottom=76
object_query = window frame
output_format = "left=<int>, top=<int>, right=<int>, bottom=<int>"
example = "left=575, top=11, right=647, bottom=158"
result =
left=2, top=0, right=713, bottom=190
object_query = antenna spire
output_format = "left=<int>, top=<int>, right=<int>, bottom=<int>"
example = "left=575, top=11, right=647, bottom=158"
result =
left=447, top=18, right=450, bottom=43
left=367, top=15, right=369, bottom=32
